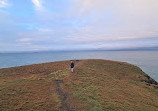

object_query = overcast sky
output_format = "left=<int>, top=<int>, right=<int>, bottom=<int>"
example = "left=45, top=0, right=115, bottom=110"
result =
left=0, top=0, right=158, bottom=52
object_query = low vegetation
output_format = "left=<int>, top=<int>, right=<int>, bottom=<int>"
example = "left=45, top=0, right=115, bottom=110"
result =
left=0, top=59, right=158, bottom=111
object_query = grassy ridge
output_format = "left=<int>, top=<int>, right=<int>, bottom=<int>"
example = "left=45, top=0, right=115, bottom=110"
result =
left=0, top=61, right=70, bottom=111
left=0, top=59, right=158, bottom=111
left=63, top=60, right=158, bottom=111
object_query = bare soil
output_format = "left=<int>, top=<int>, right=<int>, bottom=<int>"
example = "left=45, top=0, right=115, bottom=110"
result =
left=54, top=80, right=75, bottom=111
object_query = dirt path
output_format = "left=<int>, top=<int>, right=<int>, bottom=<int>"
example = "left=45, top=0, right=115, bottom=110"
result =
left=53, top=60, right=81, bottom=111
left=54, top=80, right=75, bottom=111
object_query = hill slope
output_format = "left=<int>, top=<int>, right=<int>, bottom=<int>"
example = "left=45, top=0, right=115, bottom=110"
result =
left=0, top=59, right=158, bottom=111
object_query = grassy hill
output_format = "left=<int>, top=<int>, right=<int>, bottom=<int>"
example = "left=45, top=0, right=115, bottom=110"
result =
left=0, top=59, right=158, bottom=111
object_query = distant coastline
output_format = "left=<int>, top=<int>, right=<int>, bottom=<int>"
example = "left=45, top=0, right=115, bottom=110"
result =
left=0, top=46, right=158, bottom=53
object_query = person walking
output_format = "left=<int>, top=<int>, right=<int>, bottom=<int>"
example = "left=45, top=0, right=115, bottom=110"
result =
left=70, top=61, right=74, bottom=73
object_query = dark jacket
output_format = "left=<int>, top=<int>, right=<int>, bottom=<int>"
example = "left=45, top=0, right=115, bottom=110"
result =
left=71, top=62, right=74, bottom=68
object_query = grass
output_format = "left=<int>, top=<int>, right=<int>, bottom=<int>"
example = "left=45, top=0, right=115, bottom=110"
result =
left=0, top=78, right=60, bottom=111
left=0, top=59, right=158, bottom=111
left=63, top=59, right=158, bottom=111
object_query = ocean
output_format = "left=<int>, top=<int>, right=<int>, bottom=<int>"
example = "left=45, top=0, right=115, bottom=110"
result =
left=0, top=51, right=158, bottom=82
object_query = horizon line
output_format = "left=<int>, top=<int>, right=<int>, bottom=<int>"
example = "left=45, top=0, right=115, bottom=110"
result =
left=1, top=47, right=158, bottom=53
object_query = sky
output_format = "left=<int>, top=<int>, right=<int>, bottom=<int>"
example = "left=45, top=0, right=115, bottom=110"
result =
left=0, top=0, right=158, bottom=52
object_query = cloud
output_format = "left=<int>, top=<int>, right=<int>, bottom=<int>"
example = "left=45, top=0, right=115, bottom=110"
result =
left=37, top=28, right=53, bottom=32
left=0, top=0, right=9, bottom=8
left=31, top=0, right=43, bottom=10
left=17, top=38, right=33, bottom=42
left=67, top=0, right=158, bottom=41
left=0, top=0, right=158, bottom=52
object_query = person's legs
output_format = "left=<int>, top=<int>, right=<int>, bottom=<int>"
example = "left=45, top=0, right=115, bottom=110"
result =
left=71, top=68, right=73, bottom=72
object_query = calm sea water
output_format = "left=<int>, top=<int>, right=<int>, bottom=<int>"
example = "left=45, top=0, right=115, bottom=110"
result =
left=0, top=51, right=158, bottom=82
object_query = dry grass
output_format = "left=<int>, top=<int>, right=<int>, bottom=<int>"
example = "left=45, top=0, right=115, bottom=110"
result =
left=0, top=59, right=158, bottom=111
left=0, top=60, right=70, bottom=111
left=63, top=59, right=158, bottom=111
